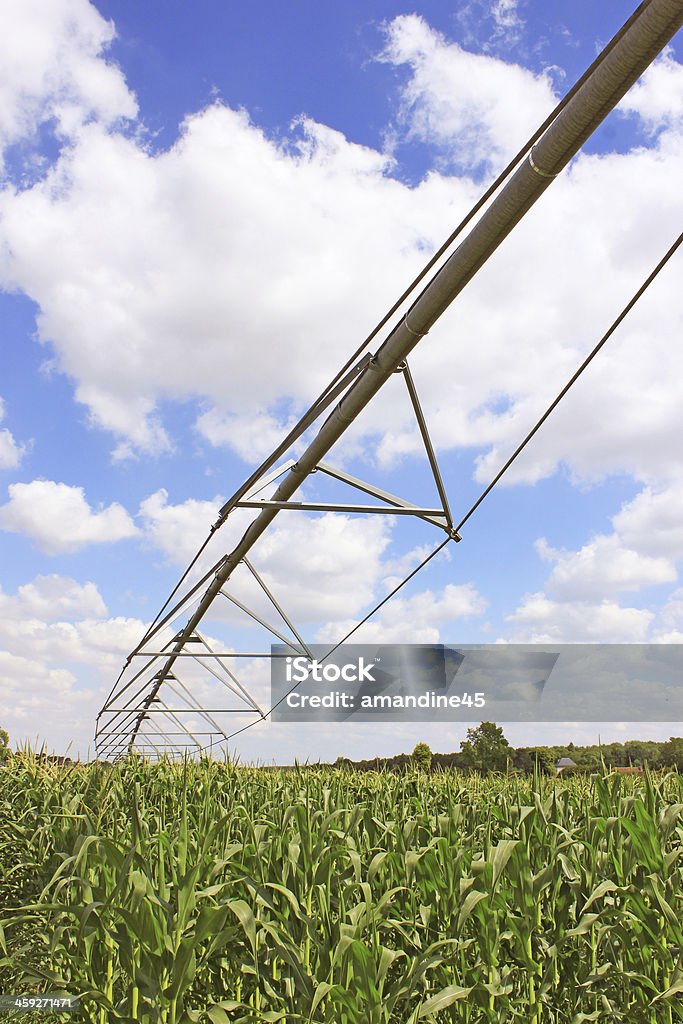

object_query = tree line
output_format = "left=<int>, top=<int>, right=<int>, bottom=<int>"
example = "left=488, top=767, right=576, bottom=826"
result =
left=332, top=723, right=683, bottom=774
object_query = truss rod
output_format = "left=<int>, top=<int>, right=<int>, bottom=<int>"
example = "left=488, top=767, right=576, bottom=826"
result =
left=315, top=461, right=453, bottom=533
left=191, top=630, right=264, bottom=711
left=219, top=589, right=304, bottom=651
left=189, top=652, right=263, bottom=712
left=128, top=652, right=289, bottom=658
left=401, top=361, right=454, bottom=528
left=235, top=500, right=447, bottom=516
left=243, top=556, right=314, bottom=661
left=165, top=681, right=230, bottom=742
left=105, top=709, right=259, bottom=713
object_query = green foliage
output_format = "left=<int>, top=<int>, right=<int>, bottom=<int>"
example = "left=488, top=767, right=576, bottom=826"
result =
left=2, top=752, right=683, bottom=1021
left=411, top=743, right=432, bottom=771
left=0, top=726, right=9, bottom=762
left=512, top=747, right=555, bottom=775
left=661, top=737, right=683, bottom=771
left=459, top=721, right=511, bottom=773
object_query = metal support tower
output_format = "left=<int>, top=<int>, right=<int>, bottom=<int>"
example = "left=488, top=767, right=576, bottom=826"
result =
left=96, top=0, right=683, bottom=761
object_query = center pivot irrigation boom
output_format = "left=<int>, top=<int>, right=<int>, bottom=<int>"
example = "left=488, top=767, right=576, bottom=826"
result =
left=97, top=0, right=683, bottom=761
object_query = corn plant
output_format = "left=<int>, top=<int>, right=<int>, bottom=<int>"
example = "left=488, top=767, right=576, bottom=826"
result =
left=2, top=752, right=683, bottom=1021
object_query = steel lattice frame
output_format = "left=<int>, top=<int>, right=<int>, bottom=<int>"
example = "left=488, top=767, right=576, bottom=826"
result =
left=96, top=0, right=683, bottom=761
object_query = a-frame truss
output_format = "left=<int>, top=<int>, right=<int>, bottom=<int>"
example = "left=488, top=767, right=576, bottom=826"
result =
left=96, top=361, right=458, bottom=761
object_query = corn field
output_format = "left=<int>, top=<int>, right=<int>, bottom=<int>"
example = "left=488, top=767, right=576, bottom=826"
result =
left=2, top=755, right=683, bottom=1022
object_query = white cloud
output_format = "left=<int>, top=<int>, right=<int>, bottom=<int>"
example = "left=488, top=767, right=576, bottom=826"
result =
left=537, top=535, right=675, bottom=601
left=0, top=613, right=143, bottom=669
left=0, top=430, right=23, bottom=469
left=0, top=573, right=147, bottom=756
left=317, top=582, right=487, bottom=644
left=656, top=588, right=683, bottom=632
left=0, top=8, right=680, bottom=494
left=0, top=0, right=136, bottom=166
left=0, top=574, right=106, bottom=620
left=196, top=409, right=300, bottom=463
left=253, top=512, right=392, bottom=622
left=138, top=488, right=223, bottom=566
left=0, top=650, right=83, bottom=729
left=506, top=592, right=654, bottom=643
left=613, top=482, right=683, bottom=560
left=136, top=485, right=412, bottom=658
left=380, top=14, right=556, bottom=170
left=491, top=0, right=522, bottom=33
left=0, top=479, right=138, bottom=553
left=0, top=398, right=26, bottom=469
left=619, top=48, right=683, bottom=133
left=506, top=479, right=683, bottom=639
left=140, top=487, right=393, bottom=624
left=0, top=107, right=464, bottom=457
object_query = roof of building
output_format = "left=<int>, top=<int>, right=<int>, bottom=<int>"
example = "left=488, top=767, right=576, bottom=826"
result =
left=556, top=757, right=577, bottom=768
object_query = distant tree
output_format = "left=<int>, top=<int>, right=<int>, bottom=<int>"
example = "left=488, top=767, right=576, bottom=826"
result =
left=411, top=742, right=433, bottom=771
left=460, top=722, right=511, bottom=773
left=0, top=727, right=9, bottom=762
left=513, top=746, right=555, bottom=775
left=661, top=737, right=683, bottom=771
left=600, top=742, right=627, bottom=768
left=624, top=740, right=650, bottom=767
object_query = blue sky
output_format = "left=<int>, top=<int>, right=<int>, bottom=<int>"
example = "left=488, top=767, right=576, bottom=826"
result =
left=1, top=0, right=682, bottom=761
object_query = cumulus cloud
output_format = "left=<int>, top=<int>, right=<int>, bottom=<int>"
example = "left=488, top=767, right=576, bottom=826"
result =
left=0, top=573, right=147, bottom=755
left=138, top=488, right=223, bottom=566
left=537, top=535, right=676, bottom=601
left=0, top=0, right=136, bottom=168
left=196, top=409, right=301, bottom=463
left=0, top=107, right=462, bottom=457
left=0, top=479, right=138, bottom=553
left=613, top=482, right=683, bottom=560
left=380, top=13, right=555, bottom=170
left=317, top=582, right=487, bottom=644
left=506, top=479, right=683, bottom=641
left=543, top=479, right=683, bottom=600
left=506, top=592, right=654, bottom=643
left=0, top=429, right=23, bottom=470
left=0, top=397, right=26, bottom=469
left=652, top=589, right=683, bottom=642
left=0, top=574, right=106, bottom=620
left=619, top=48, right=683, bottom=133
left=0, top=4, right=680, bottom=496
left=252, top=512, right=392, bottom=622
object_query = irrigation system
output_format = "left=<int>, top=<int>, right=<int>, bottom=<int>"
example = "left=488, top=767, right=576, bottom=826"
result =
left=96, top=0, right=683, bottom=761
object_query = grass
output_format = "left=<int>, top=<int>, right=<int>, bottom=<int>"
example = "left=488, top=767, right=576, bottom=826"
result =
left=2, top=753, right=683, bottom=1021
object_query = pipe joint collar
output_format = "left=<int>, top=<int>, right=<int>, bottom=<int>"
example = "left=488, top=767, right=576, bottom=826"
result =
left=403, top=312, right=428, bottom=338
left=528, top=147, right=560, bottom=179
